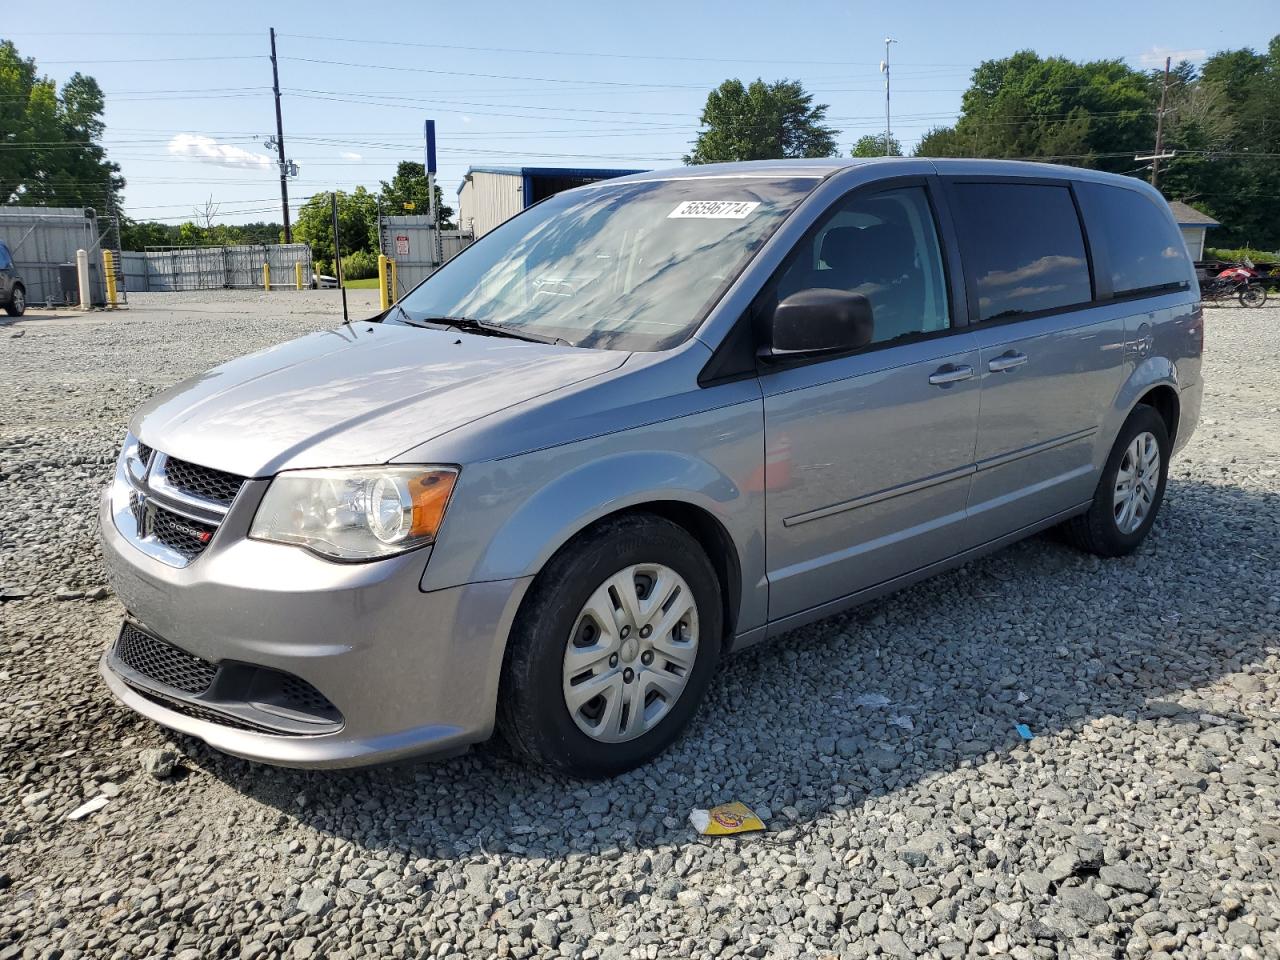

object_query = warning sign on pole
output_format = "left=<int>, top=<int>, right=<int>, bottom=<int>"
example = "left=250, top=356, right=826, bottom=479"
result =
left=395, top=235, right=410, bottom=256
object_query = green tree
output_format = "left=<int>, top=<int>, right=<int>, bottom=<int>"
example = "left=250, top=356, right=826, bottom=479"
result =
left=1163, top=36, right=1280, bottom=249
left=851, top=134, right=903, bottom=157
left=120, top=219, right=178, bottom=250
left=293, top=187, right=378, bottom=272
left=0, top=40, right=123, bottom=207
left=913, top=51, right=1153, bottom=172
left=685, top=79, right=838, bottom=164
left=377, top=161, right=455, bottom=227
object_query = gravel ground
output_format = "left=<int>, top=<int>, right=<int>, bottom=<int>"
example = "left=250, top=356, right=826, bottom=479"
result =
left=2, top=292, right=1278, bottom=960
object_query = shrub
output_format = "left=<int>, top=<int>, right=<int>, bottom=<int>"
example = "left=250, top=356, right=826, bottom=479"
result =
left=1205, top=246, right=1280, bottom=265
left=339, top=249, right=379, bottom=280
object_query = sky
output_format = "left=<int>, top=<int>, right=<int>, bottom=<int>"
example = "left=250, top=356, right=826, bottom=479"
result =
left=4, top=0, right=1273, bottom=227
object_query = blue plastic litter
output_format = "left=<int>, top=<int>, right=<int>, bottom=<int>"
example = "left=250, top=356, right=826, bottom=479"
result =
left=1015, top=723, right=1034, bottom=740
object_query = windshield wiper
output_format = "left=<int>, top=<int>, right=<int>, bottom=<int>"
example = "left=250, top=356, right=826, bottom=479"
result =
left=386, top=302, right=424, bottom=327
left=423, top=315, right=567, bottom=346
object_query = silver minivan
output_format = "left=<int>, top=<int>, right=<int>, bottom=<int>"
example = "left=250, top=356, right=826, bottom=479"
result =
left=99, top=159, right=1203, bottom=777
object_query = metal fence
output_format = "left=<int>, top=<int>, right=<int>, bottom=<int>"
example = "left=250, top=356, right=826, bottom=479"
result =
left=377, top=216, right=473, bottom=296
left=121, top=244, right=313, bottom=291
left=0, top=206, right=110, bottom=307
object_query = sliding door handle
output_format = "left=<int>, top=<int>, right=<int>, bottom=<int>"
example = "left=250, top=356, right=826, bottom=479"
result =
left=988, top=351, right=1029, bottom=373
left=928, top=364, right=974, bottom=386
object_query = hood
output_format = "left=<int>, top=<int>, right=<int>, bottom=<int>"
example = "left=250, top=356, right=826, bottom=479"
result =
left=132, top=323, right=628, bottom=476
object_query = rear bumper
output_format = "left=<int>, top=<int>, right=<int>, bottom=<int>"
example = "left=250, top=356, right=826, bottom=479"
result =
left=1175, top=376, right=1203, bottom=455
left=98, top=488, right=531, bottom=768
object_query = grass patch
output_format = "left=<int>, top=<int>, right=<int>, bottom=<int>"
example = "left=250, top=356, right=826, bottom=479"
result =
left=343, top=277, right=382, bottom=289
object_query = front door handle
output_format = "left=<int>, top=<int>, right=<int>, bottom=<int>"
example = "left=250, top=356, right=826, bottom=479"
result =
left=928, top=364, right=974, bottom=386
left=987, top=351, right=1029, bottom=373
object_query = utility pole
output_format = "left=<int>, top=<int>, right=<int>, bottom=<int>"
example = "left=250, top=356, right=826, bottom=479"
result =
left=1151, top=56, right=1171, bottom=191
left=269, top=27, right=292, bottom=242
left=881, top=38, right=898, bottom=156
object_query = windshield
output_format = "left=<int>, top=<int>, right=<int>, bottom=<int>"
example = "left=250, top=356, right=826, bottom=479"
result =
left=392, top=176, right=818, bottom=351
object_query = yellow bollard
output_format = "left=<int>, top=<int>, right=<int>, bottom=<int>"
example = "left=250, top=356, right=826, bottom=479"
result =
left=263, top=262, right=271, bottom=290
left=377, top=254, right=390, bottom=310
left=295, top=261, right=304, bottom=290
left=389, top=258, right=398, bottom=304
left=102, top=250, right=118, bottom=308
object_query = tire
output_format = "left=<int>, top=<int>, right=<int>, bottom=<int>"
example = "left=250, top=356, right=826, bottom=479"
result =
left=497, top=513, right=723, bottom=778
left=1239, top=284, right=1267, bottom=308
left=1062, top=404, right=1170, bottom=557
left=4, top=285, right=24, bottom=317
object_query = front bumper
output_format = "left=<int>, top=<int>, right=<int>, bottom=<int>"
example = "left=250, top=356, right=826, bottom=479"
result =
left=98, top=488, right=531, bottom=768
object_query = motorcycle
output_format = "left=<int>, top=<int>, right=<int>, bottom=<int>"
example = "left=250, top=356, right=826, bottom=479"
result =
left=1200, top=260, right=1269, bottom=308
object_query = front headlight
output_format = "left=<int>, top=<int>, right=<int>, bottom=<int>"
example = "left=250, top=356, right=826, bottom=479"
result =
left=249, top=466, right=458, bottom=561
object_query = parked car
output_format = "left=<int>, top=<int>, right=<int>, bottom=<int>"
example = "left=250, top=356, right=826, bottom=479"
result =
left=0, top=240, right=26, bottom=316
left=99, top=159, right=1203, bottom=777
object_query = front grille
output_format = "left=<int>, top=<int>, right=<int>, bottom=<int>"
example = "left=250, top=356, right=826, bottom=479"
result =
left=278, top=675, right=339, bottom=716
left=115, top=623, right=217, bottom=694
left=164, top=457, right=246, bottom=505
left=135, top=442, right=154, bottom=466
left=133, top=688, right=291, bottom=735
left=150, top=508, right=217, bottom=560
left=112, top=622, right=341, bottom=737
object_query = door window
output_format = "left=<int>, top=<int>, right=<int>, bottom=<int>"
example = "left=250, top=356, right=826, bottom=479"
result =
left=0, top=244, right=11, bottom=270
left=774, top=186, right=950, bottom=345
left=950, top=182, right=1092, bottom=322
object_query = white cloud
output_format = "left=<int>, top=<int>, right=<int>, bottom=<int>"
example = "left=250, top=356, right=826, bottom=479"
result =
left=340, top=151, right=363, bottom=161
left=1138, top=45, right=1206, bottom=66
left=460, top=115, right=472, bottom=125
left=167, top=134, right=273, bottom=170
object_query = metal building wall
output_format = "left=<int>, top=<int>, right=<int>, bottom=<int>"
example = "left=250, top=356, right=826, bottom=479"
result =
left=457, top=171, right=524, bottom=238
left=0, top=207, right=107, bottom=307
left=1179, top=226, right=1206, bottom=261
left=378, top=217, right=473, bottom=295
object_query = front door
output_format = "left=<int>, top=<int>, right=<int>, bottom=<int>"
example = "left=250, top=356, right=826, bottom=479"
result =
left=759, top=182, right=981, bottom=623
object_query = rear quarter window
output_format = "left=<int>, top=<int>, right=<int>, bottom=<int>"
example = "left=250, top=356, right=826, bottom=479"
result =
left=950, top=182, right=1092, bottom=322
left=0, top=243, right=11, bottom=269
left=1076, top=182, right=1190, bottom=295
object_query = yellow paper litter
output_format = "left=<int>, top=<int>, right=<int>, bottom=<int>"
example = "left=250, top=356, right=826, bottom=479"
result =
left=689, top=801, right=765, bottom=836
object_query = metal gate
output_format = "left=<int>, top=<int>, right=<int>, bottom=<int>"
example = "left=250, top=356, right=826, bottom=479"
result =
left=125, top=244, right=313, bottom=291
left=0, top=206, right=109, bottom=307
left=377, top=216, right=473, bottom=297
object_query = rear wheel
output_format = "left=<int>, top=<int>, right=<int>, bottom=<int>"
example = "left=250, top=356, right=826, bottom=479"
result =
left=1062, top=405, right=1170, bottom=557
left=4, top=285, right=24, bottom=317
left=497, top=514, right=722, bottom=778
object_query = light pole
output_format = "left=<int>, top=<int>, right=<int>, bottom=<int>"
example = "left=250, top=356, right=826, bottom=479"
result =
left=881, top=37, right=898, bottom=156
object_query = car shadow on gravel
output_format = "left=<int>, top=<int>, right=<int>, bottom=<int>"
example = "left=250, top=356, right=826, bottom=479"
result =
left=177, top=476, right=1278, bottom=863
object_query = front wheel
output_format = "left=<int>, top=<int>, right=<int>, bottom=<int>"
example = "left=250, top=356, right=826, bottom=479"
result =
left=1062, top=405, right=1170, bottom=557
left=497, top=514, right=722, bottom=778
left=4, top=285, right=24, bottom=317
left=1239, top=284, right=1268, bottom=308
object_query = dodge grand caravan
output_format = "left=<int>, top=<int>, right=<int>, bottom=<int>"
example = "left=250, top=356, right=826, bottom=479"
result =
left=99, top=159, right=1202, bottom=777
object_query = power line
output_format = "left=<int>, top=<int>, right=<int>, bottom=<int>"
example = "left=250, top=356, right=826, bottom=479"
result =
left=35, top=55, right=264, bottom=64
left=279, top=32, right=906, bottom=67
left=281, top=57, right=713, bottom=89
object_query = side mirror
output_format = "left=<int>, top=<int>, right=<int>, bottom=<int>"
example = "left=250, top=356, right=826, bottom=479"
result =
left=765, top=288, right=874, bottom=357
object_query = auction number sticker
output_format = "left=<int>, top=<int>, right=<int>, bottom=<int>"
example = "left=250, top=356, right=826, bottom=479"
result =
left=668, top=200, right=761, bottom=219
